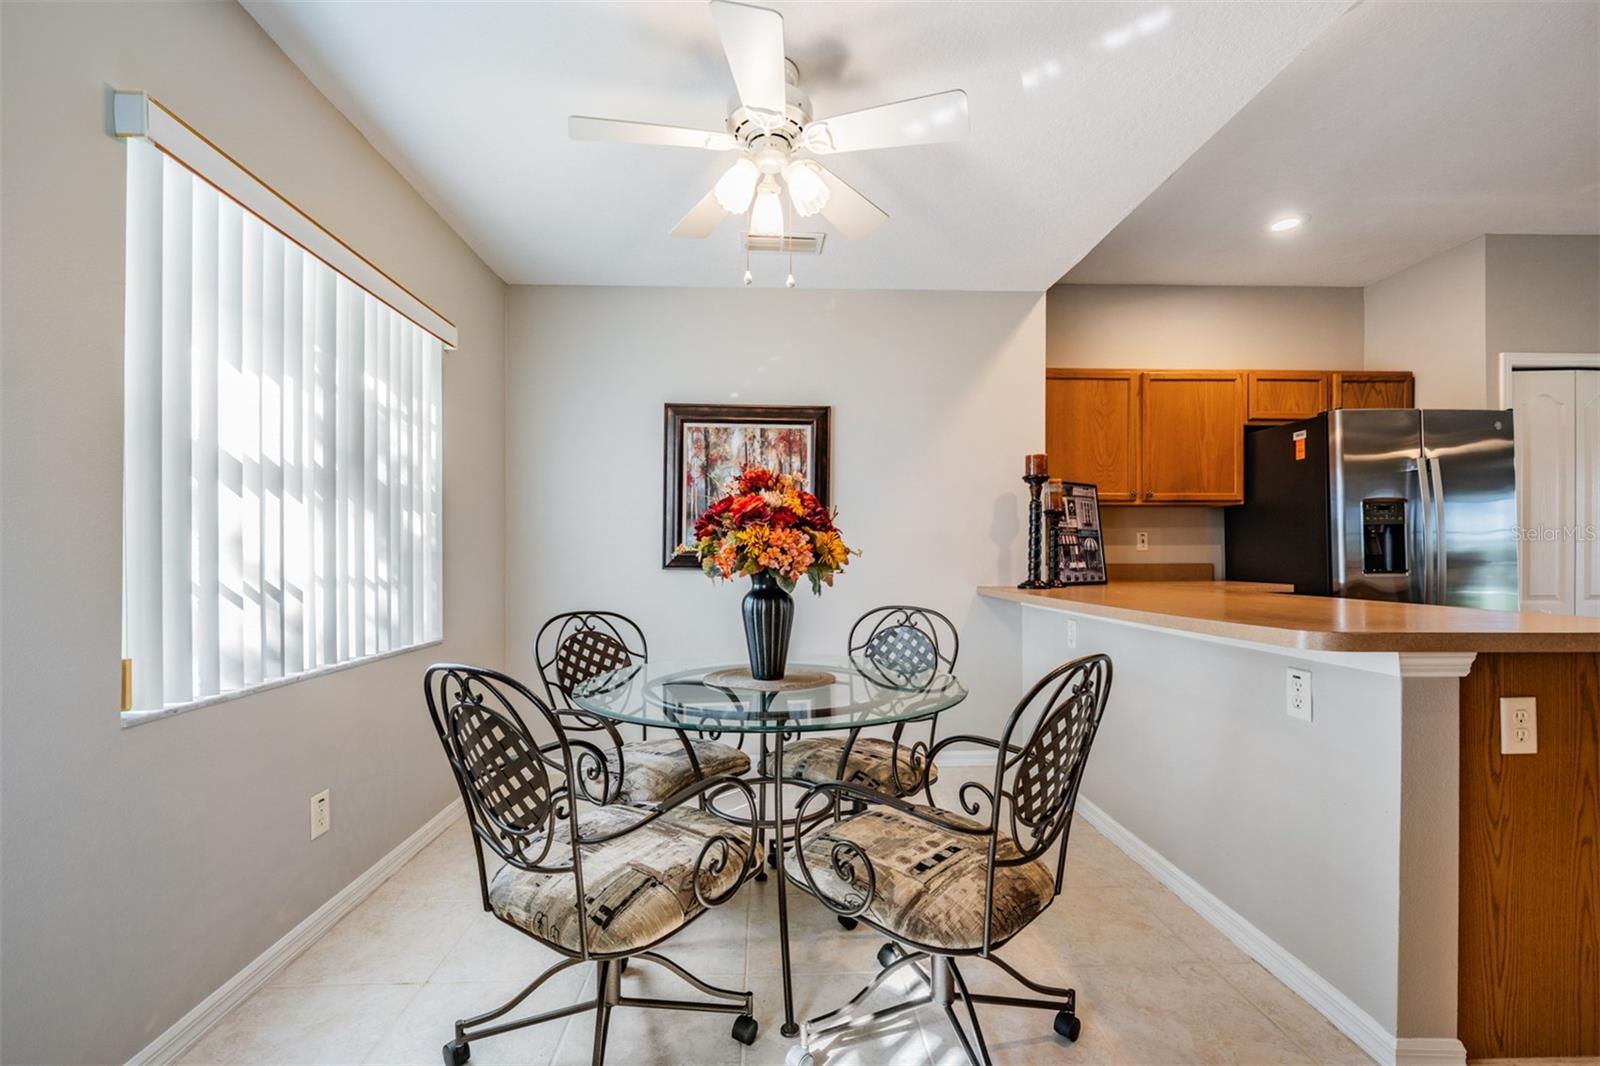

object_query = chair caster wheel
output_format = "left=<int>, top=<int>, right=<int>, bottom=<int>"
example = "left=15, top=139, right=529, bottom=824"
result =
left=876, top=943, right=899, bottom=969
left=1054, top=1009, right=1081, bottom=1043
left=837, top=915, right=858, bottom=930
left=785, top=1045, right=816, bottom=1066
left=443, top=1039, right=470, bottom=1065
left=732, top=1014, right=759, bottom=1045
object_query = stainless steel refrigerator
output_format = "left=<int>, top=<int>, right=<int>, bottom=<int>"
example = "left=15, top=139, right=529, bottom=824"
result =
left=1224, top=409, right=1519, bottom=609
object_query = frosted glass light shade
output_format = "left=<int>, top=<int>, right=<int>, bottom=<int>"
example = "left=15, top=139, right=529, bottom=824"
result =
left=750, top=182, right=785, bottom=237
left=783, top=160, right=830, bottom=217
left=714, top=158, right=760, bottom=215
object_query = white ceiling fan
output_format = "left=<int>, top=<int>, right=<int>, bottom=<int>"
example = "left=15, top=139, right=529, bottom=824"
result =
left=569, top=0, right=968, bottom=247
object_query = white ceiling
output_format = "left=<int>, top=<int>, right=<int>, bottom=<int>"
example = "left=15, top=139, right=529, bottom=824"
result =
left=243, top=1, right=1345, bottom=291
left=1065, top=0, right=1600, bottom=288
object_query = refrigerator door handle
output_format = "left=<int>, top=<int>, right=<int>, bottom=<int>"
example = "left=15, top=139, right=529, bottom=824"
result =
left=1428, top=450, right=1447, bottom=605
left=1416, top=454, right=1434, bottom=603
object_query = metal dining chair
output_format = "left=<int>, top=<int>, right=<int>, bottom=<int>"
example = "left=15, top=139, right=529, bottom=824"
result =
left=424, top=663, right=761, bottom=1066
left=769, top=606, right=959, bottom=800
left=781, top=653, right=1114, bottom=1066
left=535, top=611, right=751, bottom=805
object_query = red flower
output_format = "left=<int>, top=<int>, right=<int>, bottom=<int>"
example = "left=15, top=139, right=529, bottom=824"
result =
left=737, top=466, right=776, bottom=493
left=694, top=496, right=733, bottom=541
left=797, top=492, right=833, bottom=531
left=728, top=495, right=771, bottom=529
left=769, top=506, right=798, bottom=529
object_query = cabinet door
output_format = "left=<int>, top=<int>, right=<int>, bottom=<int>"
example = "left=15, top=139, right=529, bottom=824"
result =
left=1247, top=371, right=1329, bottom=422
left=1045, top=370, right=1139, bottom=502
left=1139, top=372, right=1245, bottom=503
left=1332, top=371, right=1414, bottom=409
left=1512, top=370, right=1577, bottom=614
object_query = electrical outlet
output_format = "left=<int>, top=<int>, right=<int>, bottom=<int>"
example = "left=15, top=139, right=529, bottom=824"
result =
left=310, top=789, right=331, bottom=840
left=1286, top=668, right=1312, bottom=721
left=1499, top=697, right=1537, bottom=755
left=1136, top=531, right=1150, bottom=552
left=1066, top=620, right=1078, bottom=648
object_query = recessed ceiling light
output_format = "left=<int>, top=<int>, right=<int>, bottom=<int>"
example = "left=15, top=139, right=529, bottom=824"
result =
left=1269, top=216, right=1305, bottom=233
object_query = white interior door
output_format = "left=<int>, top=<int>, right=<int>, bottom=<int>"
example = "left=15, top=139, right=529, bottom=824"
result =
left=1577, top=370, right=1600, bottom=616
left=1512, top=369, right=1577, bottom=614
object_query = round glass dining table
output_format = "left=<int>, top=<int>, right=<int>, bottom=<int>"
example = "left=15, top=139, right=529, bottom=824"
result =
left=571, top=657, right=967, bottom=1037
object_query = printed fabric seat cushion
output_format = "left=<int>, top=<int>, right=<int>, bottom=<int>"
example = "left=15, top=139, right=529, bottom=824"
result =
left=769, top=736, right=939, bottom=795
left=783, top=803, right=1054, bottom=952
left=489, top=804, right=750, bottom=955
left=607, top=737, right=751, bottom=805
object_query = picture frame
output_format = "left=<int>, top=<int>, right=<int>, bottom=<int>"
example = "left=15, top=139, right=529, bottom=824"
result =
left=663, top=403, right=831, bottom=569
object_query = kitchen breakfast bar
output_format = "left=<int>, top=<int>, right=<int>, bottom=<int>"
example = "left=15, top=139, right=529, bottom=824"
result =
left=979, top=582, right=1600, bottom=1065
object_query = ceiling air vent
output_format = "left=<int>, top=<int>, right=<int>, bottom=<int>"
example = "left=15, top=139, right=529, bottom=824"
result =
left=743, top=233, right=825, bottom=255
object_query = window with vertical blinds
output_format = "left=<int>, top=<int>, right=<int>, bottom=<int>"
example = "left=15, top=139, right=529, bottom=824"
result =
left=121, top=130, right=445, bottom=716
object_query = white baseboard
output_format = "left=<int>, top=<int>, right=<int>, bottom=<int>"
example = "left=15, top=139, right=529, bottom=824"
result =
left=1075, top=796, right=1452, bottom=1066
left=127, top=802, right=463, bottom=1066
left=1393, top=1037, right=1468, bottom=1066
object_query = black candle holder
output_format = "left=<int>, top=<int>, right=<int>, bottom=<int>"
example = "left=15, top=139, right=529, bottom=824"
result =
left=1045, top=507, right=1065, bottom=588
left=1019, top=473, right=1048, bottom=589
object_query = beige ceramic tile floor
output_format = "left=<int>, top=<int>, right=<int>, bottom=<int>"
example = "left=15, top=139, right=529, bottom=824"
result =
left=180, top=781, right=1373, bottom=1066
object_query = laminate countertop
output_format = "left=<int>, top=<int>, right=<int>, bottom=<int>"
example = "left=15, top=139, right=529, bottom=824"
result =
left=978, top=582, right=1600, bottom=653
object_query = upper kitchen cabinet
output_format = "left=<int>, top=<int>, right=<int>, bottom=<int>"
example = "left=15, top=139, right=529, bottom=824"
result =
left=1247, top=370, right=1330, bottom=423
left=1332, top=370, right=1414, bottom=409
left=1045, top=369, right=1140, bottom=502
left=1140, top=372, right=1246, bottom=503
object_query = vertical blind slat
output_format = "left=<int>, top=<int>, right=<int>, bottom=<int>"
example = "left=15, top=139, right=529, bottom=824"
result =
left=121, top=137, right=444, bottom=713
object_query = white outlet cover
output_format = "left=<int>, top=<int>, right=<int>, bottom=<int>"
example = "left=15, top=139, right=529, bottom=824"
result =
left=1066, top=620, right=1078, bottom=648
left=1499, top=697, right=1537, bottom=755
left=311, top=789, right=331, bottom=840
left=1286, top=668, right=1312, bottom=722
left=1136, top=532, right=1150, bottom=552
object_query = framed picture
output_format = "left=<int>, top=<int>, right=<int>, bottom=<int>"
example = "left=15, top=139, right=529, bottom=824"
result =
left=663, top=403, right=831, bottom=569
left=1054, top=480, right=1107, bottom=586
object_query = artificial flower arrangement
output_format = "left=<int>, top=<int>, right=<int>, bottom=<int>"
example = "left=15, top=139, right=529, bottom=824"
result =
left=683, top=465, right=856, bottom=594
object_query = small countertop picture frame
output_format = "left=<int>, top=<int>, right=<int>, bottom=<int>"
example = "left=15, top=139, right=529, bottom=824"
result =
left=1056, top=480, right=1107, bottom=586
left=663, top=403, right=832, bottom=569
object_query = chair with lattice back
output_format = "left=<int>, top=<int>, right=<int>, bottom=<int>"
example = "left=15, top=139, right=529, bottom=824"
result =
left=781, top=653, right=1114, bottom=1066
left=771, top=606, right=958, bottom=804
left=534, top=611, right=751, bottom=806
left=424, top=663, right=761, bottom=1066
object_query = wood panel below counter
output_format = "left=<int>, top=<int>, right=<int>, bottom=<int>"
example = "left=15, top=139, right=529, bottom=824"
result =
left=1459, top=652, right=1600, bottom=1059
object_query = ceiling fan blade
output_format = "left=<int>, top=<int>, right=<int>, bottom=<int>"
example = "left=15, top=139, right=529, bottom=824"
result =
left=569, top=116, right=736, bottom=151
left=709, top=0, right=787, bottom=117
left=812, top=165, right=888, bottom=239
left=803, top=90, right=969, bottom=154
left=670, top=187, right=728, bottom=238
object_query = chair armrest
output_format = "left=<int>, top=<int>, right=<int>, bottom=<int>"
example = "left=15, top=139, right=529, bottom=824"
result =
left=538, top=737, right=622, bottom=806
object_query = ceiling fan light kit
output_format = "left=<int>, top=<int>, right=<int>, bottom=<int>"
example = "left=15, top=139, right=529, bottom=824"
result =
left=568, top=0, right=968, bottom=286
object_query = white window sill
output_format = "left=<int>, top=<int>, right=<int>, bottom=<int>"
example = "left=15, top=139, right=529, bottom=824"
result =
left=120, top=638, right=444, bottom=729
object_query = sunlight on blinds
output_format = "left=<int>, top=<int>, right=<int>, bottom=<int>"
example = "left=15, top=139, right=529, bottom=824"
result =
left=123, top=136, right=443, bottom=713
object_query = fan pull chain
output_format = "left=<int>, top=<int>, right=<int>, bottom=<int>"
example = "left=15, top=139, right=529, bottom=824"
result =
left=743, top=243, right=752, bottom=287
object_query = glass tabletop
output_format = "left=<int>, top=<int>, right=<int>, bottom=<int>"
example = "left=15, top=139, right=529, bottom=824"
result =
left=569, top=657, right=967, bottom=734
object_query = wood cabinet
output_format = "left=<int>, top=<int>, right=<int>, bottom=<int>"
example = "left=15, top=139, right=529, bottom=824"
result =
left=1140, top=372, right=1245, bottom=504
left=1045, top=366, right=1413, bottom=506
left=1044, top=370, right=1139, bottom=502
left=1332, top=370, right=1414, bottom=409
left=1247, top=370, right=1329, bottom=423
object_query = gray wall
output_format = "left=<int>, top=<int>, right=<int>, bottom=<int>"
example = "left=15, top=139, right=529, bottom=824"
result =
left=505, top=285, right=1045, bottom=742
left=0, top=4, right=508, bottom=1062
left=1022, top=608, right=1405, bottom=1029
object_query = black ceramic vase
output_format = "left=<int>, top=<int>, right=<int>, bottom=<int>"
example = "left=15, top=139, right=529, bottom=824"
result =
left=742, top=571, right=793, bottom=681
